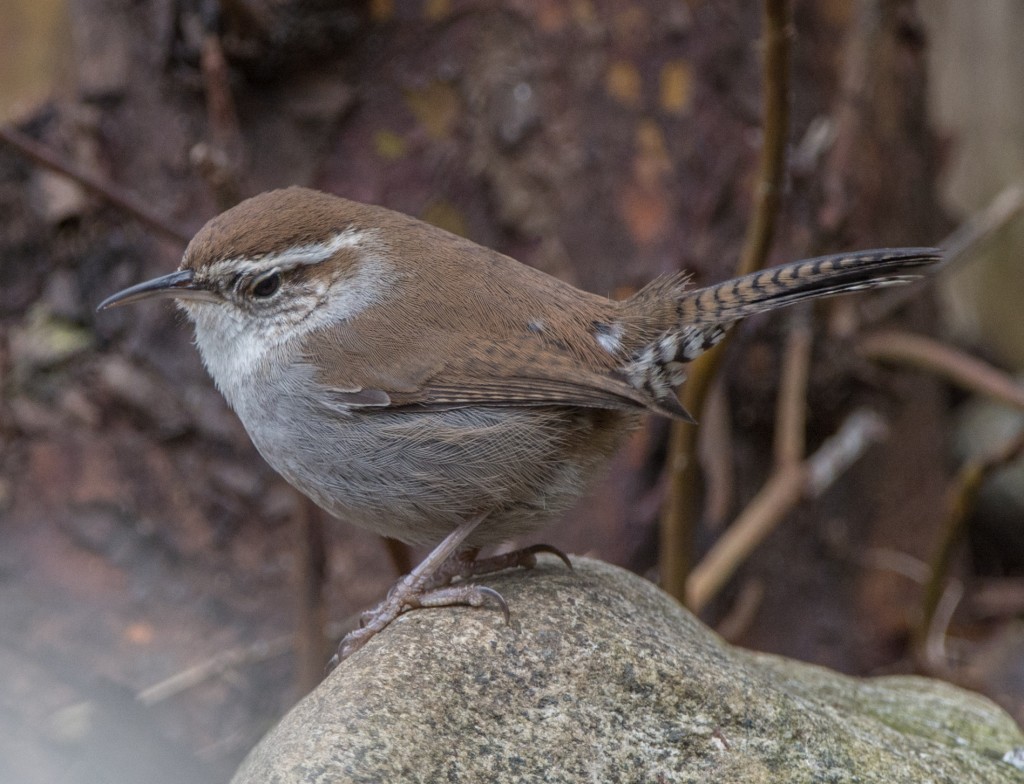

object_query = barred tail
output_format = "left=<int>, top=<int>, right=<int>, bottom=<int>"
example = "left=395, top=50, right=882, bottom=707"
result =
left=676, top=247, right=940, bottom=327
left=619, top=247, right=940, bottom=419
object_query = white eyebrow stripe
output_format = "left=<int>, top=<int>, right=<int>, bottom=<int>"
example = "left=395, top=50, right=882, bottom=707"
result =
left=205, top=228, right=371, bottom=278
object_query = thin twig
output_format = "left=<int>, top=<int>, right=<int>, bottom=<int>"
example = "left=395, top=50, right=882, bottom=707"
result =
left=856, top=547, right=930, bottom=584
left=137, top=614, right=357, bottom=706
left=940, top=183, right=1024, bottom=267
left=201, top=33, right=243, bottom=156
left=295, top=497, right=329, bottom=695
left=686, top=408, right=887, bottom=613
left=137, top=635, right=293, bottom=706
left=819, top=0, right=879, bottom=234
left=923, top=581, right=963, bottom=674
left=660, top=351, right=721, bottom=599
left=803, top=409, right=888, bottom=497
left=192, top=31, right=244, bottom=209
left=863, top=182, right=1024, bottom=323
left=715, top=578, right=766, bottom=643
left=0, top=125, right=192, bottom=245
left=858, top=330, right=1024, bottom=411
left=736, top=0, right=792, bottom=279
left=970, top=578, right=1024, bottom=620
left=698, top=375, right=735, bottom=529
left=914, top=427, right=1024, bottom=666
left=774, top=305, right=813, bottom=468
left=660, top=0, right=791, bottom=602
left=686, top=463, right=805, bottom=613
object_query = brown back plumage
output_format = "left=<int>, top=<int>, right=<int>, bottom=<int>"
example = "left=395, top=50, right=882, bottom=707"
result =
left=184, top=189, right=940, bottom=424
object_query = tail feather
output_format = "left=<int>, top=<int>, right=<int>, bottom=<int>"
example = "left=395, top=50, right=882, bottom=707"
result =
left=619, top=247, right=941, bottom=419
left=676, top=248, right=940, bottom=326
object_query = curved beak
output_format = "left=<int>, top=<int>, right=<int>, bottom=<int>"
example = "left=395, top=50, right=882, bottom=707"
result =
left=97, top=269, right=217, bottom=311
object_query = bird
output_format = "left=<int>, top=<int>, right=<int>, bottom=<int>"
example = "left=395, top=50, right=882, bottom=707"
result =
left=99, top=186, right=940, bottom=661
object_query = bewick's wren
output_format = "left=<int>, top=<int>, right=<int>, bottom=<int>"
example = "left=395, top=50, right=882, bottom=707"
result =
left=100, top=187, right=939, bottom=660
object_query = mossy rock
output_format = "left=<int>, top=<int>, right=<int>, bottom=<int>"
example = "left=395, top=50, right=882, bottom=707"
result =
left=232, top=558, right=1024, bottom=783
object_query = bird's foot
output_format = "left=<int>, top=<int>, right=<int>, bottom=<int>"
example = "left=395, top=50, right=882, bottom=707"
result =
left=329, top=527, right=573, bottom=669
left=331, top=579, right=509, bottom=667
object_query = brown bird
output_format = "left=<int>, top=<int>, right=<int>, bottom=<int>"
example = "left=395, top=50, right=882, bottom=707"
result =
left=100, top=187, right=939, bottom=661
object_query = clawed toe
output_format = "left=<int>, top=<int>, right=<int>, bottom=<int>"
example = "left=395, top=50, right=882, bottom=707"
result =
left=332, top=581, right=511, bottom=666
left=329, top=515, right=573, bottom=668
left=410, top=584, right=511, bottom=624
left=517, top=543, right=573, bottom=571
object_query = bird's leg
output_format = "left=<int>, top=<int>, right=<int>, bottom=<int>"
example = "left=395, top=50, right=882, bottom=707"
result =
left=332, top=513, right=504, bottom=666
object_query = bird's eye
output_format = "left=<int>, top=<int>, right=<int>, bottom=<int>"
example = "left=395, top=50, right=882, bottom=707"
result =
left=251, top=271, right=282, bottom=298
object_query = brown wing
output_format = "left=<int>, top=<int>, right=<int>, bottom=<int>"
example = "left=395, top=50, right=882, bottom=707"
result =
left=301, top=320, right=690, bottom=419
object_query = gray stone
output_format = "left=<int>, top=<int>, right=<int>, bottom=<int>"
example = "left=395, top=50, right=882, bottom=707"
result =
left=232, top=558, right=1024, bottom=783
left=953, top=394, right=1024, bottom=567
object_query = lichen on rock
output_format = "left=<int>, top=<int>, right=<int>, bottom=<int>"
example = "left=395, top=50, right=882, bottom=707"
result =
left=232, top=558, right=1024, bottom=783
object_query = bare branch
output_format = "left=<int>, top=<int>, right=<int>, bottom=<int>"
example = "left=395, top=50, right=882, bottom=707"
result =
left=864, top=182, right=1024, bottom=322
left=736, top=0, right=792, bottom=278
left=859, top=330, right=1024, bottom=411
left=914, top=427, right=1024, bottom=668
left=686, top=408, right=887, bottom=613
left=660, top=0, right=791, bottom=601
left=698, top=377, right=736, bottom=529
left=819, top=0, right=879, bottom=233
left=0, top=125, right=192, bottom=245
left=295, top=497, right=329, bottom=695
left=774, top=306, right=813, bottom=468
left=941, top=183, right=1024, bottom=266
left=686, top=463, right=805, bottom=613
left=138, top=635, right=293, bottom=706
left=804, top=409, right=888, bottom=497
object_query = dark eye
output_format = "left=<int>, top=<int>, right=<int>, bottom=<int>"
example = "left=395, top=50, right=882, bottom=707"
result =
left=251, top=271, right=282, bottom=298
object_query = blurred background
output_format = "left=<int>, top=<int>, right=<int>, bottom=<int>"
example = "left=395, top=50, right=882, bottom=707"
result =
left=1, top=1, right=1022, bottom=782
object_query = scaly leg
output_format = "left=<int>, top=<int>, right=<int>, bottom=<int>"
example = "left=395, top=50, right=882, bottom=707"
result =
left=332, top=513, right=501, bottom=666
left=332, top=522, right=574, bottom=667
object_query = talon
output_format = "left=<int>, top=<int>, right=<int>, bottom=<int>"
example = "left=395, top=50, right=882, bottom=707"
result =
left=323, top=516, right=583, bottom=666
left=477, top=586, right=511, bottom=624
left=524, top=543, right=573, bottom=571
left=358, top=607, right=378, bottom=628
left=335, top=627, right=375, bottom=662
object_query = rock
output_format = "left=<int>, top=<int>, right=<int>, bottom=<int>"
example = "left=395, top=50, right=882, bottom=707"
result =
left=232, top=558, right=1024, bottom=783
left=953, top=394, right=1024, bottom=572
